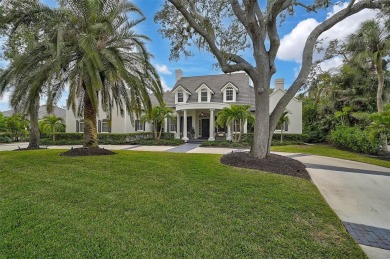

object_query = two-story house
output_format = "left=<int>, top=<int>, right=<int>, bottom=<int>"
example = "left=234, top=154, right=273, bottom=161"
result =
left=66, top=70, right=302, bottom=141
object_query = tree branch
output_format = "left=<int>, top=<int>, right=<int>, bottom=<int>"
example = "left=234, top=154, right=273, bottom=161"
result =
left=168, top=0, right=254, bottom=74
left=270, top=0, right=387, bottom=130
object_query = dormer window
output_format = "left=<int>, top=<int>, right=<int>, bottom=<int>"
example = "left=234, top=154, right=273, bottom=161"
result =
left=196, top=83, right=214, bottom=103
left=177, top=90, right=184, bottom=103
left=201, top=89, right=208, bottom=102
left=226, top=87, right=234, bottom=101
left=221, top=82, right=238, bottom=102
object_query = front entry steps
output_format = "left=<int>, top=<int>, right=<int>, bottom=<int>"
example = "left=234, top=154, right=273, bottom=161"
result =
left=187, top=138, right=208, bottom=144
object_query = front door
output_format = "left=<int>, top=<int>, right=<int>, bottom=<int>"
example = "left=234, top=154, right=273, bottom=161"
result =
left=201, top=119, right=210, bottom=138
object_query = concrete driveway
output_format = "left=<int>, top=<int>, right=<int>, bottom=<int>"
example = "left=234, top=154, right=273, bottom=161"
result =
left=275, top=152, right=390, bottom=259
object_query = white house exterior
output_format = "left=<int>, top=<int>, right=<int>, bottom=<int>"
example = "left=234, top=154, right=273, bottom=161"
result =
left=66, top=71, right=302, bottom=141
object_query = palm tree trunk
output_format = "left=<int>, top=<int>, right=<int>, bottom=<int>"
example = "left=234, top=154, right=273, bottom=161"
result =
left=376, top=58, right=384, bottom=113
left=158, top=124, right=163, bottom=140
left=376, top=58, right=388, bottom=152
left=28, top=97, right=40, bottom=149
left=83, top=91, right=98, bottom=148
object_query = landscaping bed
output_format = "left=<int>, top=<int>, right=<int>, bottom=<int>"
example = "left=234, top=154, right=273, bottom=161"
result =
left=221, top=152, right=310, bottom=180
left=60, top=147, right=116, bottom=157
left=0, top=150, right=365, bottom=258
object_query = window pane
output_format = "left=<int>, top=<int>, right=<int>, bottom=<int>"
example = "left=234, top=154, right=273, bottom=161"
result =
left=201, top=90, right=207, bottom=102
left=226, top=88, right=233, bottom=101
left=178, top=91, right=183, bottom=102
left=102, top=119, right=111, bottom=132
left=80, top=120, right=84, bottom=132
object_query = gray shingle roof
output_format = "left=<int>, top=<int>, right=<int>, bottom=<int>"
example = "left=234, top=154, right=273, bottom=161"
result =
left=1, top=105, right=66, bottom=120
left=164, top=73, right=255, bottom=108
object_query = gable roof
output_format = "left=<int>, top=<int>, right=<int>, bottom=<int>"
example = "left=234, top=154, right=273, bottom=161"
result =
left=1, top=105, right=66, bottom=120
left=195, top=83, right=215, bottom=94
left=166, top=73, right=252, bottom=107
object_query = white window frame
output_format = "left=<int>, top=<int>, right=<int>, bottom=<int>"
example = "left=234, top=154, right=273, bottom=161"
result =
left=201, top=89, right=208, bottom=102
left=177, top=90, right=184, bottom=103
left=221, top=83, right=238, bottom=102
left=79, top=119, right=84, bottom=133
left=226, top=87, right=234, bottom=101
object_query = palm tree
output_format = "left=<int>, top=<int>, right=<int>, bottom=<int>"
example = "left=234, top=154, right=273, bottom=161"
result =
left=0, top=0, right=57, bottom=149
left=216, top=105, right=254, bottom=142
left=141, top=103, right=175, bottom=140
left=1, top=0, right=162, bottom=149
left=278, top=111, right=290, bottom=144
left=346, top=19, right=390, bottom=113
left=39, top=115, right=65, bottom=141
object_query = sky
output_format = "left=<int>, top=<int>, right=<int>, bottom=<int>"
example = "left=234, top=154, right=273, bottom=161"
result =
left=0, top=0, right=380, bottom=111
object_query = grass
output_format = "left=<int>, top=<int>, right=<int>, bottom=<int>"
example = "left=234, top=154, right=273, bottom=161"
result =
left=272, top=144, right=390, bottom=168
left=0, top=150, right=365, bottom=258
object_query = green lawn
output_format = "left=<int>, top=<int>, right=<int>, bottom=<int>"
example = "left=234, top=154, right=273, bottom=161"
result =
left=272, top=144, right=390, bottom=168
left=0, top=150, right=365, bottom=258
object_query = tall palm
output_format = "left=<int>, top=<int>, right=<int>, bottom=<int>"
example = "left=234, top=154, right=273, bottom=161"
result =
left=346, top=19, right=390, bottom=113
left=217, top=105, right=254, bottom=142
left=0, top=0, right=57, bottom=149
left=141, top=103, right=175, bottom=140
left=1, top=0, right=162, bottom=149
left=39, top=115, right=65, bottom=141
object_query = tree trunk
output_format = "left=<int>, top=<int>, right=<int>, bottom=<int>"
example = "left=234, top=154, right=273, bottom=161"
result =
left=83, top=90, right=98, bottom=148
left=52, top=129, right=56, bottom=142
left=158, top=123, right=163, bottom=140
left=376, top=58, right=384, bottom=113
left=250, top=76, right=270, bottom=159
left=281, top=128, right=283, bottom=144
left=28, top=97, right=40, bottom=149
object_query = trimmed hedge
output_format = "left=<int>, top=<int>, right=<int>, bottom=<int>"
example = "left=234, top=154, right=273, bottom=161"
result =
left=200, top=140, right=304, bottom=148
left=240, top=133, right=309, bottom=144
left=329, top=126, right=380, bottom=155
left=41, top=132, right=177, bottom=145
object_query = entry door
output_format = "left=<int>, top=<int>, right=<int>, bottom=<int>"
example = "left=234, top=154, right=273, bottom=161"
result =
left=201, top=119, right=210, bottom=138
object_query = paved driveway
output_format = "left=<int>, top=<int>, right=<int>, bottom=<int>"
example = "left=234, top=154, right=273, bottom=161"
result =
left=275, top=152, right=390, bottom=259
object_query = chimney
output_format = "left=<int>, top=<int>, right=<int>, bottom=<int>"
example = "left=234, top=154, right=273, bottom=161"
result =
left=175, top=69, right=183, bottom=82
left=274, top=78, right=284, bottom=91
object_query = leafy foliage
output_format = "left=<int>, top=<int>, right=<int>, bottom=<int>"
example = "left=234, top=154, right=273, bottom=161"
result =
left=39, top=115, right=65, bottom=141
left=141, top=103, right=175, bottom=140
left=329, top=126, right=380, bottom=155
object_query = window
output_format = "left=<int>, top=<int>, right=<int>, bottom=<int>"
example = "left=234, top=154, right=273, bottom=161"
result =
left=76, top=119, right=84, bottom=132
left=276, top=121, right=288, bottom=131
left=177, top=90, right=184, bottom=103
left=102, top=119, right=111, bottom=133
left=233, top=120, right=240, bottom=132
left=226, top=87, right=234, bottom=101
left=201, top=89, right=208, bottom=102
left=135, top=120, right=144, bottom=131
left=168, top=117, right=176, bottom=132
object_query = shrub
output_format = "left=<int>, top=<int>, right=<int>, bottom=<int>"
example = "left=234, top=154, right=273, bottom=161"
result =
left=329, top=126, right=380, bottom=155
left=41, top=132, right=178, bottom=146
left=0, top=135, right=12, bottom=143
left=200, top=141, right=249, bottom=148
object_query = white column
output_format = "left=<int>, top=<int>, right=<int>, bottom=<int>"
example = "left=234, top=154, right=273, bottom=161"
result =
left=164, top=118, right=168, bottom=133
left=176, top=112, right=181, bottom=139
left=182, top=110, right=188, bottom=142
left=226, top=125, right=232, bottom=141
left=208, top=109, right=215, bottom=141
left=244, top=119, right=248, bottom=134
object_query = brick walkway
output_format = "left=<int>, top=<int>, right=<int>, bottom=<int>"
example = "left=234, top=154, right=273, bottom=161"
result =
left=343, top=222, right=390, bottom=250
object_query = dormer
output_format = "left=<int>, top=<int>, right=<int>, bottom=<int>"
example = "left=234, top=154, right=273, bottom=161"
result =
left=221, top=82, right=238, bottom=102
left=195, top=83, right=214, bottom=103
left=172, top=85, right=191, bottom=104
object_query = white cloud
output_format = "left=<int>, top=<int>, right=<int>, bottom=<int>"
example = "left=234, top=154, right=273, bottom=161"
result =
left=278, top=18, right=320, bottom=63
left=160, top=77, right=171, bottom=92
left=278, top=2, right=379, bottom=65
left=0, top=91, right=11, bottom=110
left=319, top=56, right=344, bottom=72
left=155, top=64, right=172, bottom=75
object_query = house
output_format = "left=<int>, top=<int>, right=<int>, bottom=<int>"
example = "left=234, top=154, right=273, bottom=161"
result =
left=1, top=105, right=66, bottom=120
left=66, top=71, right=302, bottom=141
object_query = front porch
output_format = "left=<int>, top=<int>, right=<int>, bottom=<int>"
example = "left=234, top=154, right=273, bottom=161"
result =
left=170, top=103, right=248, bottom=142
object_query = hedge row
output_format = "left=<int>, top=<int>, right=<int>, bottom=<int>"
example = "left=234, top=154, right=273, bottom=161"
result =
left=329, top=126, right=380, bottom=155
left=240, top=133, right=309, bottom=144
left=200, top=140, right=304, bottom=148
left=40, top=138, right=184, bottom=146
left=40, top=132, right=176, bottom=145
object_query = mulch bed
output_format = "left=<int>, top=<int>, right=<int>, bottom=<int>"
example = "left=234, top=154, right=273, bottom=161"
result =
left=221, top=152, right=311, bottom=180
left=60, top=147, right=116, bottom=157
